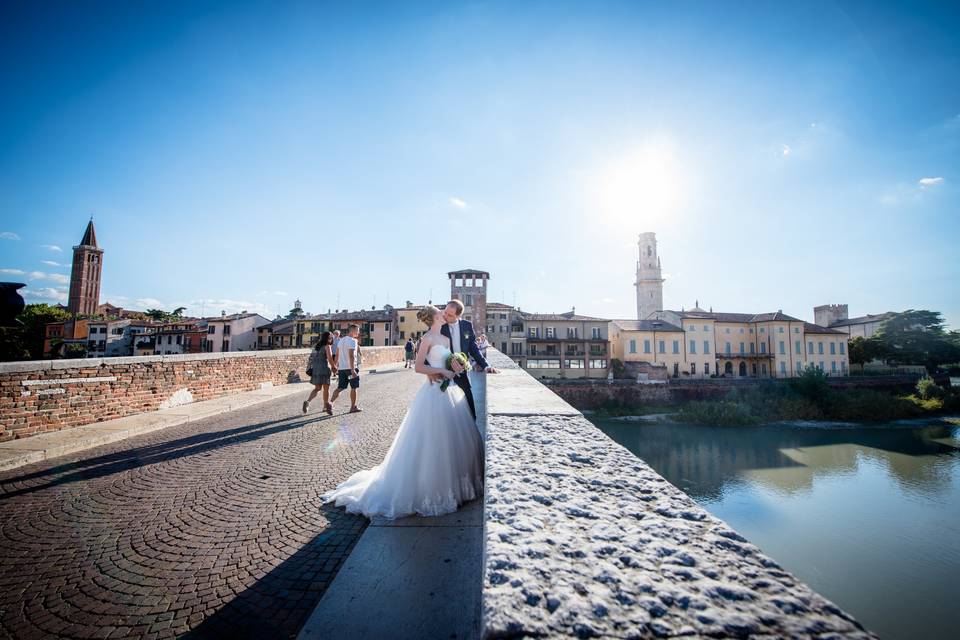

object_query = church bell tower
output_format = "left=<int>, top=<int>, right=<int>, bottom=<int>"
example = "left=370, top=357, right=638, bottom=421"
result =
left=67, top=218, right=104, bottom=316
left=635, top=232, right=664, bottom=320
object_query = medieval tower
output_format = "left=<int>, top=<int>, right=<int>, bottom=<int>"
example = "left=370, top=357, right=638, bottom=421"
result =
left=635, top=232, right=664, bottom=320
left=67, top=219, right=103, bottom=316
left=448, top=269, right=488, bottom=325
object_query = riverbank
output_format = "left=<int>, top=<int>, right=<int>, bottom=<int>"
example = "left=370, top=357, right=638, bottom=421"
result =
left=588, top=373, right=960, bottom=427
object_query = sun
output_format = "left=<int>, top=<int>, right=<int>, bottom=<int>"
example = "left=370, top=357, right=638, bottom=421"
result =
left=591, top=140, right=686, bottom=231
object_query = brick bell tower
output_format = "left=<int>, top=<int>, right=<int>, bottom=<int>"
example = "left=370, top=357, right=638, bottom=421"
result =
left=448, top=269, right=489, bottom=325
left=68, top=218, right=104, bottom=316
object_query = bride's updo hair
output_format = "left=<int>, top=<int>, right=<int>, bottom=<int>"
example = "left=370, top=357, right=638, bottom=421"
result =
left=417, top=305, right=440, bottom=327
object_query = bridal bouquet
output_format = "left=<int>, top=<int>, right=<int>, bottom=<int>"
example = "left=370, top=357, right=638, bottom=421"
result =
left=440, top=352, right=470, bottom=392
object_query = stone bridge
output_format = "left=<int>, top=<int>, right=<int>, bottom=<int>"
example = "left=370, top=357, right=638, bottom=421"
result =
left=0, top=348, right=873, bottom=638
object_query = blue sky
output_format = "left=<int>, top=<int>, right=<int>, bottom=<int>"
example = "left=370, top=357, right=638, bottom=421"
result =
left=1, top=0, right=957, bottom=327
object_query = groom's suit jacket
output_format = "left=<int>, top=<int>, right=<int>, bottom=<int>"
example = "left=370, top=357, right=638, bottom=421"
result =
left=441, top=319, right=490, bottom=372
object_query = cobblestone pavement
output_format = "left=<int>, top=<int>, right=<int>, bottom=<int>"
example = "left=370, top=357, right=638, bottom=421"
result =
left=0, top=367, right=423, bottom=639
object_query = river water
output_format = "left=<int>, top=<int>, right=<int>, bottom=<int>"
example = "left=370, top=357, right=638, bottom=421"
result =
left=593, top=417, right=960, bottom=640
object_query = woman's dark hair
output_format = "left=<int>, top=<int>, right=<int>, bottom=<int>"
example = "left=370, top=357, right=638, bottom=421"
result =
left=317, top=331, right=332, bottom=348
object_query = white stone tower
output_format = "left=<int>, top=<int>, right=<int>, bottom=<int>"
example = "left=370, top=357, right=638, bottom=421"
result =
left=635, top=232, right=664, bottom=320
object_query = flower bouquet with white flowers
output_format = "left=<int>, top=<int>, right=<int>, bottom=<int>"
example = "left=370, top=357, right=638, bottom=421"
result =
left=440, top=352, right=470, bottom=392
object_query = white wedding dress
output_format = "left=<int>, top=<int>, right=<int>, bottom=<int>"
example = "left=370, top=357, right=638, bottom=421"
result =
left=322, top=344, right=484, bottom=519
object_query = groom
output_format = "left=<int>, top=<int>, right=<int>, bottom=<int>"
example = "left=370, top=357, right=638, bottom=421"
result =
left=440, top=299, right=498, bottom=419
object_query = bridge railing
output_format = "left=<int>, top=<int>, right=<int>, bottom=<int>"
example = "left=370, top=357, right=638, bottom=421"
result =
left=0, top=347, right=404, bottom=440
left=479, top=348, right=873, bottom=638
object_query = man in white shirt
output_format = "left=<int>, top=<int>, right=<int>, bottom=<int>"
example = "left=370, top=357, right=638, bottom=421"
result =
left=330, top=325, right=361, bottom=413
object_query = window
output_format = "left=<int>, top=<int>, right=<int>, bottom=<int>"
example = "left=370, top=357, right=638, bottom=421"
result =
left=819, top=360, right=825, bottom=371
left=818, top=342, right=824, bottom=354
left=795, top=341, right=802, bottom=355
left=501, top=342, right=506, bottom=352
left=704, top=362, right=710, bottom=375
left=176, top=335, right=182, bottom=345
left=399, top=331, right=405, bottom=338
left=840, top=342, right=846, bottom=355
left=760, top=342, right=766, bottom=354
left=222, top=340, right=229, bottom=351
left=672, top=340, right=679, bottom=354
left=725, top=342, right=731, bottom=354
left=643, top=339, right=651, bottom=354
left=796, top=362, right=803, bottom=373
left=725, top=327, right=730, bottom=334
left=511, top=343, right=523, bottom=355
left=794, top=327, right=800, bottom=333
left=528, top=327, right=539, bottom=338
left=703, top=325, right=708, bottom=331
left=739, top=342, right=745, bottom=354
left=691, top=363, right=696, bottom=375
left=830, top=342, right=836, bottom=355
left=223, top=325, right=231, bottom=336
left=689, top=325, right=696, bottom=332
left=750, top=343, right=755, bottom=354
left=208, top=326, right=216, bottom=334
left=760, top=327, right=766, bottom=334
left=400, top=316, right=406, bottom=323
left=658, top=340, right=665, bottom=353
left=629, top=339, right=637, bottom=354
left=779, top=362, right=786, bottom=375
left=592, top=327, right=601, bottom=339
left=527, top=359, right=560, bottom=369
left=689, top=341, right=696, bottom=354
left=567, top=327, right=579, bottom=339
left=546, top=327, right=555, bottom=338
left=808, top=341, right=814, bottom=354
left=831, top=361, right=837, bottom=373
left=673, top=363, right=679, bottom=377
left=589, top=359, right=607, bottom=369
left=703, top=340, right=710, bottom=354
left=739, top=328, right=744, bottom=333
left=565, top=359, right=584, bottom=369
left=779, top=341, right=785, bottom=355
left=778, top=326, right=784, bottom=333
left=500, top=313, right=507, bottom=320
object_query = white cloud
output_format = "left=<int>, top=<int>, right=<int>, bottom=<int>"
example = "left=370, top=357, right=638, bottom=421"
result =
left=274, top=291, right=288, bottom=296
left=781, top=144, right=792, bottom=156
left=22, top=287, right=67, bottom=303
left=40, top=260, right=62, bottom=267
left=41, top=244, right=62, bottom=252
left=1, top=232, right=20, bottom=241
left=47, top=273, right=69, bottom=284
left=918, top=177, right=944, bottom=188
left=28, top=271, right=48, bottom=280
left=0, top=268, right=25, bottom=275
left=449, top=197, right=467, bottom=209
left=135, top=297, right=165, bottom=309
left=188, top=298, right=272, bottom=317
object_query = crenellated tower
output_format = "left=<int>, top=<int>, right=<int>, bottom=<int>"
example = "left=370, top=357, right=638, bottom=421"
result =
left=635, top=232, right=664, bottom=320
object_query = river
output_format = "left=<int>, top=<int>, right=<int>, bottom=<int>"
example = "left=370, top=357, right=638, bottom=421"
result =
left=593, top=417, right=960, bottom=640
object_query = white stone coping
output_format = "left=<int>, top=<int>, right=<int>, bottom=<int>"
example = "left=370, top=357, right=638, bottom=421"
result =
left=480, top=349, right=874, bottom=639
left=0, top=346, right=401, bottom=375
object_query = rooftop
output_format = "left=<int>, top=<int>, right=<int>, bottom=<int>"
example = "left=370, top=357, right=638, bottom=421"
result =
left=828, top=312, right=897, bottom=328
left=666, top=309, right=804, bottom=323
left=611, top=319, right=684, bottom=332
left=520, top=310, right=608, bottom=322
left=803, top=322, right=848, bottom=335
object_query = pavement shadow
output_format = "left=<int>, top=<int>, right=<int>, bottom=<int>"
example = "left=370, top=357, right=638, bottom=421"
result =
left=183, top=503, right=365, bottom=640
left=0, top=410, right=343, bottom=499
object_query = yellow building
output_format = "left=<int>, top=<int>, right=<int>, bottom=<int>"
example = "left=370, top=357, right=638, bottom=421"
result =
left=293, top=308, right=396, bottom=348
left=615, top=307, right=852, bottom=378
left=519, top=311, right=610, bottom=379
left=396, top=302, right=427, bottom=342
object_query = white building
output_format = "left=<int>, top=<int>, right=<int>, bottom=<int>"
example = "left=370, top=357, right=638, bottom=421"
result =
left=635, top=232, right=665, bottom=321
left=86, top=319, right=155, bottom=357
left=201, top=312, right=271, bottom=352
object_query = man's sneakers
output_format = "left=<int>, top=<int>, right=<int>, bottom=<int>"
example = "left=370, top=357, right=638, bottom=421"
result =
left=302, top=401, right=309, bottom=414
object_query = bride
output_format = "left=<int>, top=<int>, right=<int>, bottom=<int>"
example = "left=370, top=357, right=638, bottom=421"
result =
left=322, top=305, right=484, bottom=519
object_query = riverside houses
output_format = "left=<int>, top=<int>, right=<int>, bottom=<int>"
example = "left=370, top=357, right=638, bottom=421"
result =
left=292, top=307, right=396, bottom=348
left=256, top=319, right=295, bottom=349
left=201, top=312, right=271, bottom=352
left=519, top=310, right=610, bottom=379
left=646, top=306, right=850, bottom=378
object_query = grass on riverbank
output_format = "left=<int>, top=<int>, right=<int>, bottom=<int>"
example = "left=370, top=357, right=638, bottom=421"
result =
left=671, top=371, right=960, bottom=427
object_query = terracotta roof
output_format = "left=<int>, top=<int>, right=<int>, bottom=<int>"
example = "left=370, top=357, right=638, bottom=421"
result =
left=204, top=313, right=268, bottom=322
left=803, top=322, right=847, bottom=335
left=486, top=302, right=515, bottom=309
left=304, top=309, right=394, bottom=322
left=828, top=312, right=897, bottom=328
left=612, top=319, right=684, bottom=332
left=666, top=310, right=803, bottom=323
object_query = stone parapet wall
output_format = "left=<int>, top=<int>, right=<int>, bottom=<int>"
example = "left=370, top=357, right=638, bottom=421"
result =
left=0, top=347, right=403, bottom=440
left=546, top=374, right=943, bottom=410
left=481, top=349, right=873, bottom=638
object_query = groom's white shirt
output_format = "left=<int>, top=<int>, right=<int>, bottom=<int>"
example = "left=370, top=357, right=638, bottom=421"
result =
left=448, top=320, right=461, bottom=353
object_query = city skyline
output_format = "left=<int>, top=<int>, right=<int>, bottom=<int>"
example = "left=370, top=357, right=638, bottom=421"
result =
left=1, top=1, right=958, bottom=327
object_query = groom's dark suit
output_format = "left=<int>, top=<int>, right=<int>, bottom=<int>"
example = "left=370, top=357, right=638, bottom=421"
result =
left=441, top=318, right=489, bottom=420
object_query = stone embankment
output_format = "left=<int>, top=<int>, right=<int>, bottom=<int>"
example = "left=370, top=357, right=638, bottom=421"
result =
left=546, top=374, right=945, bottom=410
left=481, top=350, right=874, bottom=638
left=0, top=347, right=404, bottom=440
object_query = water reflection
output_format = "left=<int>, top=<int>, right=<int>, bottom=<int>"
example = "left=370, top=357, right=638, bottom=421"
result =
left=594, top=418, right=960, bottom=640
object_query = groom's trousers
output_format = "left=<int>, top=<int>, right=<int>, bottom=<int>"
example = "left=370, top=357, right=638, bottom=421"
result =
left=454, top=373, right=477, bottom=420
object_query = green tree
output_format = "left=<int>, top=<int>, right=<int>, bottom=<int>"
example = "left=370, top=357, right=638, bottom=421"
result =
left=0, top=303, right=71, bottom=361
left=873, top=310, right=960, bottom=373
left=287, top=306, right=305, bottom=319
left=848, top=335, right=888, bottom=369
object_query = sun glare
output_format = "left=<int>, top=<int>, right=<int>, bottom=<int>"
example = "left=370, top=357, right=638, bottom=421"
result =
left=592, top=141, right=686, bottom=231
